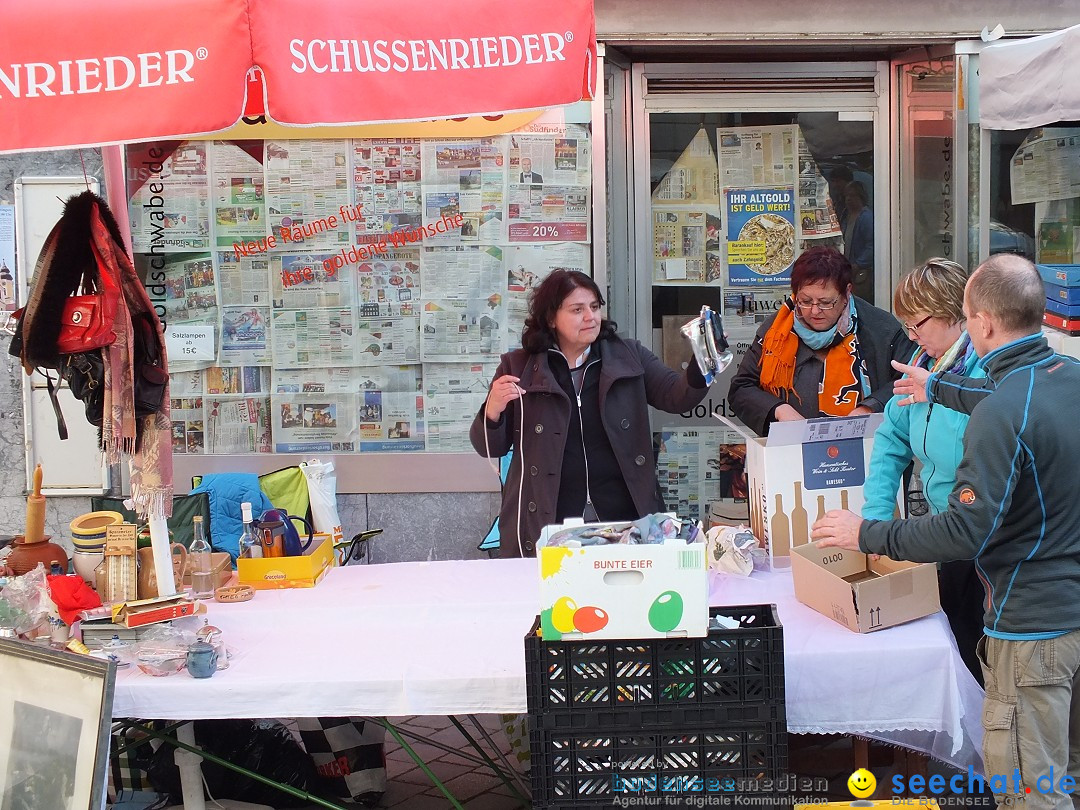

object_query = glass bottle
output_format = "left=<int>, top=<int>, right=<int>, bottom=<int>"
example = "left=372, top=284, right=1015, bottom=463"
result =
left=189, top=516, right=214, bottom=598
left=238, top=502, right=261, bottom=559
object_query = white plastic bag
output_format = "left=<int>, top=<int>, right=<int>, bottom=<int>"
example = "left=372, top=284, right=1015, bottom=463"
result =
left=301, top=459, right=344, bottom=544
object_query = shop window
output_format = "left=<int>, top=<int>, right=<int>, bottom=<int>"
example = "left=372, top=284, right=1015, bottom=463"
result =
left=125, top=122, right=593, bottom=457
left=646, top=112, right=874, bottom=523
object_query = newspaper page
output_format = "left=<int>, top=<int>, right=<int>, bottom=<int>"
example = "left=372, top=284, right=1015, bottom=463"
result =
left=206, top=365, right=271, bottom=395
left=420, top=298, right=506, bottom=361
left=161, top=253, right=218, bottom=371
left=128, top=141, right=211, bottom=252
left=1034, top=199, right=1080, bottom=264
left=505, top=242, right=589, bottom=348
left=220, top=307, right=270, bottom=366
left=726, top=188, right=797, bottom=286
left=797, top=131, right=842, bottom=238
left=652, top=209, right=722, bottom=284
left=507, top=123, right=591, bottom=243
left=272, top=392, right=358, bottom=453
left=356, top=247, right=421, bottom=317
left=651, top=128, right=722, bottom=284
left=354, top=315, right=421, bottom=365
left=353, top=365, right=425, bottom=452
left=273, top=367, right=361, bottom=395
left=421, top=138, right=507, bottom=243
left=717, top=126, right=798, bottom=191
left=217, top=249, right=271, bottom=308
left=656, top=427, right=749, bottom=523
left=652, top=127, right=720, bottom=205
left=421, top=245, right=504, bottom=299
left=205, top=396, right=273, bottom=454
left=211, top=141, right=267, bottom=249
left=171, top=393, right=205, bottom=455
left=423, top=362, right=497, bottom=452
left=265, top=140, right=352, bottom=251
left=270, top=308, right=358, bottom=368
left=352, top=139, right=423, bottom=244
left=1010, top=127, right=1080, bottom=205
left=270, top=253, right=356, bottom=310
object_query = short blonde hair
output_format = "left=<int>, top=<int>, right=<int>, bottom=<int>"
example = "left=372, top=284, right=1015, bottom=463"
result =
left=893, top=258, right=969, bottom=325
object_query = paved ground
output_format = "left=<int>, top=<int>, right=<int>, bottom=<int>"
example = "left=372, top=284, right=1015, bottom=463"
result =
left=374, top=715, right=527, bottom=810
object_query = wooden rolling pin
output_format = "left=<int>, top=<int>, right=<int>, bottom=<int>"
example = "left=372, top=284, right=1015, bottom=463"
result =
left=24, top=464, right=46, bottom=545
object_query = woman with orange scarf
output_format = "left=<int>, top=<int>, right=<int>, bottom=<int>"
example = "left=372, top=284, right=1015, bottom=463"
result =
left=728, top=247, right=914, bottom=436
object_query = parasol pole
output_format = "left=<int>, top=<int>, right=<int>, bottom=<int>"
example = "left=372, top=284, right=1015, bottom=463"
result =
left=104, top=146, right=178, bottom=598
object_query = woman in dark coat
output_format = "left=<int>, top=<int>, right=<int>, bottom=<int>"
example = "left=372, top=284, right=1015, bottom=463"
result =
left=470, top=270, right=710, bottom=558
left=727, top=246, right=914, bottom=436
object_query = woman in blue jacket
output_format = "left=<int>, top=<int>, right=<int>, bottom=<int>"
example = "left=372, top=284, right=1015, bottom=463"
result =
left=861, top=258, right=985, bottom=684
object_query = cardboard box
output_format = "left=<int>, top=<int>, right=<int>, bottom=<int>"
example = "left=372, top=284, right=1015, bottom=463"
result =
left=790, top=542, right=940, bottom=633
left=1044, top=326, right=1080, bottom=359
left=113, top=594, right=205, bottom=628
left=237, top=533, right=333, bottom=589
left=1043, top=310, right=1080, bottom=335
left=661, top=314, right=697, bottom=373
left=1045, top=281, right=1080, bottom=304
left=1037, top=263, right=1080, bottom=287
left=536, top=520, right=708, bottom=641
left=718, top=414, right=895, bottom=559
left=181, top=551, right=232, bottom=591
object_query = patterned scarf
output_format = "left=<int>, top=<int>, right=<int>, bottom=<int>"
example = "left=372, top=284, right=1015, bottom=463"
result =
left=93, top=207, right=173, bottom=518
left=911, top=330, right=973, bottom=376
left=759, top=298, right=867, bottom=417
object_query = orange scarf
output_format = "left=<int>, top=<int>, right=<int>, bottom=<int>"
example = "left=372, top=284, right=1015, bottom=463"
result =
left=758, top=303, right=864, bottom=417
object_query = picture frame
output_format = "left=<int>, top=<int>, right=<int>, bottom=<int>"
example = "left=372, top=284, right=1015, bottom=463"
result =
left=0, top=637, right=115, bottom=810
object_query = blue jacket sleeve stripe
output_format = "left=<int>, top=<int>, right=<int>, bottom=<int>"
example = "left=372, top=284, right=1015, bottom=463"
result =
left=993, top=432, right=1048, bottom=633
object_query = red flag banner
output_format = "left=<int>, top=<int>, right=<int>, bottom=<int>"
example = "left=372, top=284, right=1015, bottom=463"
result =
left=0, top=0, right=251, bottom=153
left=250, top=0, right=595, bottom=125
left=0, top=0, right=596, bottom=153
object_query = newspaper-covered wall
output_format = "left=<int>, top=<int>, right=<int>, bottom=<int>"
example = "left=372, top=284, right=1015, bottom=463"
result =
left=126, top=118, right=592, bottom=454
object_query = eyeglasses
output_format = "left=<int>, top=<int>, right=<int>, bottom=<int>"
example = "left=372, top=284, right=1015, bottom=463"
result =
left=904, top=314, right=933, bottom=337
left=794, top=297, right=842, bottom=314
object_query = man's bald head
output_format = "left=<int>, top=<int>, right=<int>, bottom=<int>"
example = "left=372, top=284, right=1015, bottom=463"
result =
left=966, top=254, right=1044, bottom=335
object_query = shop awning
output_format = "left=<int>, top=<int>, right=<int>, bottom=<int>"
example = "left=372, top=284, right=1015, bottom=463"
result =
left=0, top=0, right=596, bottom=153
left=980, top=23, right=1080, bottom=130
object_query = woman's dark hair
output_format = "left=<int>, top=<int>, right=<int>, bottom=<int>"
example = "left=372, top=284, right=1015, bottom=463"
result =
left=789, top=246, right=853, bottom=297
left=521, top=269, right=618, bottom=352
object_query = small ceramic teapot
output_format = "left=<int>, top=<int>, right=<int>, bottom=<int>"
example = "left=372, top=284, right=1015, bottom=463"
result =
left=137, top=543, right=188, bottom=599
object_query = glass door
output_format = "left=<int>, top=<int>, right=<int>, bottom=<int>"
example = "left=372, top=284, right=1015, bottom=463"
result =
left=893, top=48, right=961, bottom=278
left=630, top=61, right=887, bottom=524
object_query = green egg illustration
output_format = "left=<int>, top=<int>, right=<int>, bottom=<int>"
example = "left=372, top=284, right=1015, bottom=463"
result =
left=648, top=590, right=684, bottom=633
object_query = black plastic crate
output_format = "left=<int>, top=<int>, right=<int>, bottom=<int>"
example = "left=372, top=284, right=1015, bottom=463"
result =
left=529, top=722, right=789, bottom=808
left=525, top=603, right=785, bottom=728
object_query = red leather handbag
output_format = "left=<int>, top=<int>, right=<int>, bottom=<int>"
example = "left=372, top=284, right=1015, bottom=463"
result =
left=54, top=292, right=117, bottom=353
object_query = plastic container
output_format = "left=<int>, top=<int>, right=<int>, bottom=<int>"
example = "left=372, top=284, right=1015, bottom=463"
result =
left=526, top=604, right=785, bottom=722
left=526, top=604, right=788, bottom=809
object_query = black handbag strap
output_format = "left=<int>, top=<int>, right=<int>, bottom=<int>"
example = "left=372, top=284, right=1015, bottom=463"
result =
left=42, top=369, right=69, bottom=441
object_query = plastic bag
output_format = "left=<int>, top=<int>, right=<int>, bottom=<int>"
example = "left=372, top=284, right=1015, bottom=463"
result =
left=301, top=459, right=344, bottom=544
left=1, top=563, right=56, bottom=636
left=704, top=525, right=765, bottom=576
left=680, top=305, right=732, bottom=385
left=147, top=719, right=319, bottom=807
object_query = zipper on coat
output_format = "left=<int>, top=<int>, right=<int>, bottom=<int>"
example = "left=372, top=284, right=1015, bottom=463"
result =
left=574, top=358, right=600, bottom=522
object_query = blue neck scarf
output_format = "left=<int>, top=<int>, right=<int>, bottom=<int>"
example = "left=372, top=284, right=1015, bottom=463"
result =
left=791, top=295, right=856, bottom=350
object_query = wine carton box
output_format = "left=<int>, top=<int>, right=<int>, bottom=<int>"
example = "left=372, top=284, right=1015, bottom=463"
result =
left=536, top=518, right=708, bottom=641
left=716, top=414, right=894, bottom=560
left=790, top=542, right=940, bottom=633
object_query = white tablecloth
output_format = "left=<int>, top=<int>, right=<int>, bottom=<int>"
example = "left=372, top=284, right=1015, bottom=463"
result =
left=110, top=558, right=985, bottom=771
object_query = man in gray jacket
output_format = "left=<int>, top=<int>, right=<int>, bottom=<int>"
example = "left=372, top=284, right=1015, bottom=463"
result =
left=812, top=254, right=1080, bottom=809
